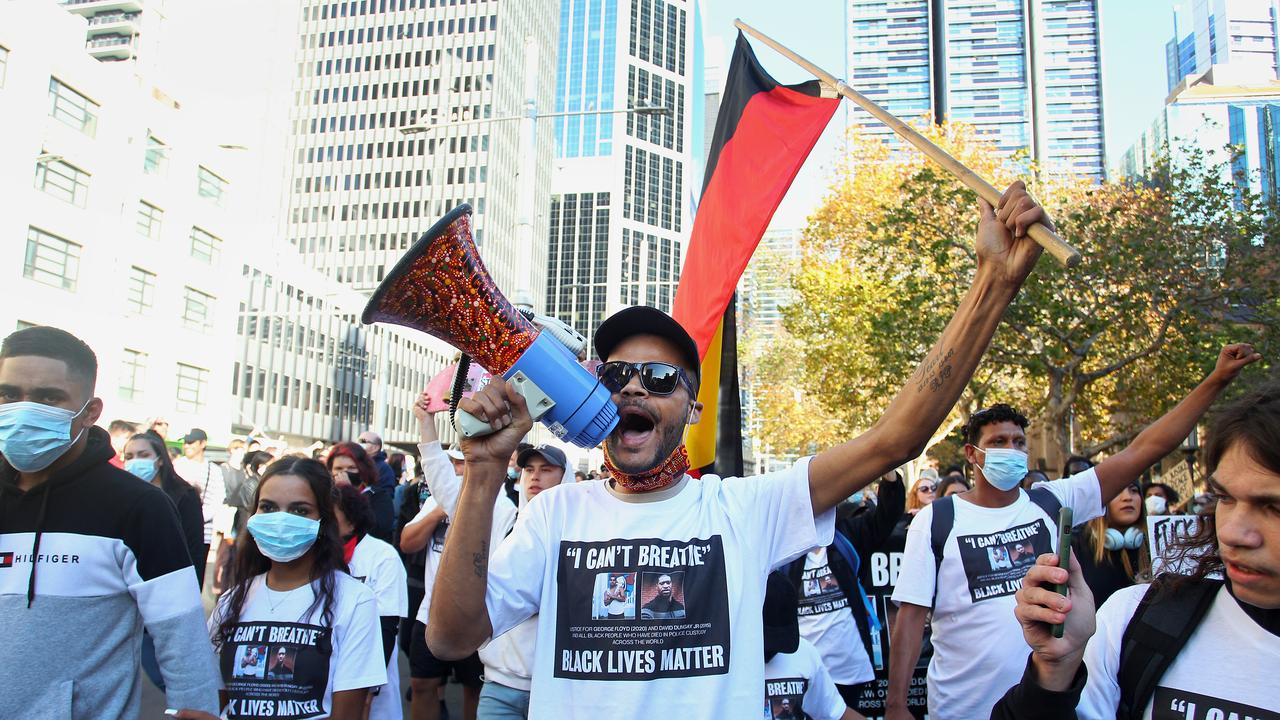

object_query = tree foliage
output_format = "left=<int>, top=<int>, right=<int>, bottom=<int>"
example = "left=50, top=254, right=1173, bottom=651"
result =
left=759, top=120, right=1279, bottom=468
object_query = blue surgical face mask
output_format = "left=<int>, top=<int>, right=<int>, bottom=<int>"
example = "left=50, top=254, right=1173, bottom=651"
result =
left=0, top=400, right=90, bottom=473
left=247, top=511, right=321, bottom=562
left=125, top=457, right=159, bottom=483
left=849, top=490, right=865, bottom=505
left=975, top=447, right=1028, bottom=492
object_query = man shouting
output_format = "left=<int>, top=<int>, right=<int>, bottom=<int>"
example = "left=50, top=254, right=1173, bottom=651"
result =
left=428, top=183, right=1052, bottom=718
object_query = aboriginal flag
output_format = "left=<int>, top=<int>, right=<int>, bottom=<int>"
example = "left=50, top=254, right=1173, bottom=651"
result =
left=672, top=32, right=838, bottom=476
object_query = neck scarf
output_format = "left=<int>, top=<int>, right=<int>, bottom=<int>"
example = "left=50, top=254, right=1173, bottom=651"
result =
left=604, top=444, right=690, bottom=493
left=342, top=534, right=360, bottom=564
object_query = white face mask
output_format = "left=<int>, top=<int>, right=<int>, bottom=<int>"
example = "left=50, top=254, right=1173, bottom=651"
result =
left=1145, top=495, right=1168, bottom=515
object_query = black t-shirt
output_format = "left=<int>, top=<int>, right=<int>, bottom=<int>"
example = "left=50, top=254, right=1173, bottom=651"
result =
left=1073, top=534, right=1140, bottom=608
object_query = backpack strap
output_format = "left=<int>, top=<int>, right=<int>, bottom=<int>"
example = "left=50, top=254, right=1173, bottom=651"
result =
left=929, top=495, right=956, bottom=607
left=830, top=530, right=880, bottom=633
left=1025, top=486, right=1062, bottom=522
left=1115, top=575, right=1223, bottom=720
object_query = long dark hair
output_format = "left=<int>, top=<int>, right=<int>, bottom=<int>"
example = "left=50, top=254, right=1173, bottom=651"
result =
left=127, top=433, right=195, bottom=503
left=215, top=457, right=347, bottom=649
left=1166, top=379, right=1280, bottom=588
left=334, top=483, right=376, bottom=539
left=326, top=442, right=378, bottom=488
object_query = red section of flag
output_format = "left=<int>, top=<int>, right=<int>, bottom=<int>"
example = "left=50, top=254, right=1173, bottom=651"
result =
left=673, top=85, right=837, bottom=357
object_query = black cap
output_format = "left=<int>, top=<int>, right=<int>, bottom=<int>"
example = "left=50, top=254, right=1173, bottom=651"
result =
left=517, top=444, right=568, bottom=470
left=183, top=428, right=208, bottom=444
left=762, top=571, right=800, bottom=658
left=593, top=306, right=700, bottom=384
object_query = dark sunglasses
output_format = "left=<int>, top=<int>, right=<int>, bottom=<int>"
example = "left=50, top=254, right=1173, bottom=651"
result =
left=596, top=361, right=693, bottom=396
left=918, top=484, right=937, bottom=493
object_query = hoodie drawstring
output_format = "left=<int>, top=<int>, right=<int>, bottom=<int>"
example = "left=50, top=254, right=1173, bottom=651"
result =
left=26, top=487, right=51, bottom=608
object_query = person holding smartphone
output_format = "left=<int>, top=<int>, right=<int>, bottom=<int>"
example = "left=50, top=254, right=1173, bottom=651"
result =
left=886, top=345, right=1260, bottom=720
left=993, top=377, right=1280, bottom=719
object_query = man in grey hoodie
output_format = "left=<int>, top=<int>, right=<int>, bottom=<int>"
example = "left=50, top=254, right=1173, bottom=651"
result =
left=0, top=326, right=220, bottom=719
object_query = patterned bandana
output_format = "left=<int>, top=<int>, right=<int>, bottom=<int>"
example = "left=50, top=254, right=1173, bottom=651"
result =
left=603, top=443, right=691, bottom=493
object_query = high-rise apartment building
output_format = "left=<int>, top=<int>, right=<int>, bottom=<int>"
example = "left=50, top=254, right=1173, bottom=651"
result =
left=846, top=0, right=1106, bottom=179
left=1124, top=0, right=1280, bottom=204
left=58, top=0, right=166, bottom=65
left=1166, top=0, right=1279, bottom=91
left=1, top=1, right=245, bottom=443
left=232, top=0, right=560, bottom=445
left=544, top=0, right=701, bottom=346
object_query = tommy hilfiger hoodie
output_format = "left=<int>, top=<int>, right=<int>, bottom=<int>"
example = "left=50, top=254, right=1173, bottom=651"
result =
left=0, top=426, right=219, bottom=718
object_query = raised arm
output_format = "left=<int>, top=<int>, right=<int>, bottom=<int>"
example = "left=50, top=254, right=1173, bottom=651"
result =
left=809, top=182, right=1049, bottom=514
left=425, top=380, right=532, bottom=660
left=1093, top=343, right=1259, bottom=502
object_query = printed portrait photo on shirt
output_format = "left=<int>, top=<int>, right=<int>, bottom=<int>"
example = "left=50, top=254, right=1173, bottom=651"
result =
left=640, top=571, right=687, bottom=620
left=234, top=644, right=268, bottom=679
left=769, top=693, right=804, bottom=720
left=267, top=646, right=297, bottom=680
left=592, top=571, right=636, bottom=620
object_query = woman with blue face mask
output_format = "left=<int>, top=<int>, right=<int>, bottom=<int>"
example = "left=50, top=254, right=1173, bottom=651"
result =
left=123, top=433, right=206, bottom=582
left=209, top=457, right=386, bottom=719
left=123, top=432, right=206, bottom=695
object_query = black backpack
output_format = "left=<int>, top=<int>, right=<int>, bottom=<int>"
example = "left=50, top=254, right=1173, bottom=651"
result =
left=1115, top=574, right=1222, bottom=720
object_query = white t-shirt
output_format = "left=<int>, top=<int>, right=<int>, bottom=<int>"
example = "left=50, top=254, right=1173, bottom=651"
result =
left=890, top=469, right=1102, bottom=720
left=349, top=534, right=408, bottom=720
left=764, top=638, right=848, bottom=720
left=175, top=457, right=226, bottom=544
left=409, top=496, right=448, bottom=626
left=1078, top=582, right=1280, bottom=718
left=209, top=572, right=387, bottom=719
left=412, top=441, right=516, bottom=627
left=796, top=547, right=874, bottom=685
left=483, top=457, right=835, bottom=719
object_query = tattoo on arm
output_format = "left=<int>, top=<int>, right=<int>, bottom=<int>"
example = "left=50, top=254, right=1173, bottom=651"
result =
left=472, top=540, right=489, bottom=579
left=913, top=347, right=956, bottom=394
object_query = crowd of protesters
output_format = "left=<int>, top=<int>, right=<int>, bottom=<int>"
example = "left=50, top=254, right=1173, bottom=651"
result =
left=1, top=182, right=1276, bottom=720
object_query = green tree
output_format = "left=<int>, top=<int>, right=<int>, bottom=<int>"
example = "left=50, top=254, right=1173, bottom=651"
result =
left=769, top=121, right=1279, bottom=469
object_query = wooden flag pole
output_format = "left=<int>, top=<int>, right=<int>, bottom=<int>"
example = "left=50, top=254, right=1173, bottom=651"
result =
left=734, top=19, right=1082, bottom=268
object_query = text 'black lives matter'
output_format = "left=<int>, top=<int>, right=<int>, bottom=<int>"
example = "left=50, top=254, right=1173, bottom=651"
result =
left=797, top=560, right=848, bottom=617
left=554, top=536, right=731, bottom=680
left=220, top=621, right=333, bottom=719
left=1152, top=687, right=1279, bottom=720
left=956, top=520, right=1052, bottom=603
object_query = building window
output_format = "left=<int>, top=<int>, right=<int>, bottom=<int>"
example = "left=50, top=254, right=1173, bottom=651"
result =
left=136, top=201, right=163, bottom=238
left=126, top=266, right=156, bottom=315
left=24, top=227, right=80, bottom=291
left=181, top=286, right=215, bottom=330
left=34, top=158, right=90, bottom=207
left=197, top=166, right=227, bottom=205
left=189, top=226, right=222, bottom=264
left=48, top=78, right=99, bottom=136
left=175, top=363, right=209, bottom=412
left=143, top=135, right=168, bottom=175
left=118, top=348, right=147, bottom=401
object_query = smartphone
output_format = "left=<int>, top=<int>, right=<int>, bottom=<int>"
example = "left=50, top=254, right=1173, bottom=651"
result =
left=1051, top=506, right=1074, bottom=639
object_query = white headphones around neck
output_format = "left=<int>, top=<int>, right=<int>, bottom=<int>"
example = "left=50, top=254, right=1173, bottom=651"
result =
left=1104, top=526, right=1144, bottom=551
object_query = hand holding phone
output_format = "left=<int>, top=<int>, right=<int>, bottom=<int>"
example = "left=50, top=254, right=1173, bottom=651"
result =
left=1051, top=506, right=1073, bottom=638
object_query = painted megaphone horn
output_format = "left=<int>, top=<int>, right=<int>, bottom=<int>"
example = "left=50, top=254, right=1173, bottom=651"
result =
left=361, top=204, right=618, bottom=448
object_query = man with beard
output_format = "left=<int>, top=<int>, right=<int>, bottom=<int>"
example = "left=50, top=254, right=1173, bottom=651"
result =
left=641, top=574, right=685, bottom=620
left=427, top=183, right=1054, bottom=718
